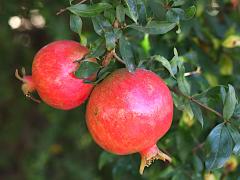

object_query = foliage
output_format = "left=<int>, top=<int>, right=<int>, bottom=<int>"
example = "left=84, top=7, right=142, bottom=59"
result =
left=1, top=0, right=240, bottom=179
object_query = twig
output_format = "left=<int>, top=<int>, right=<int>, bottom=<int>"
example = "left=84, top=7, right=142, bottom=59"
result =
left=56, top=9, right=67, bottom=15
left=102, top=50, right=114, bottom=67
left=192, top=142, right=204, bottom=153
left=184, top=67, right=201, bottom=77
left=56, top=0, right=88, bottom=15
left=171, top=88, right=224, bottom=119
left=112, top=51, right=125, bottom=64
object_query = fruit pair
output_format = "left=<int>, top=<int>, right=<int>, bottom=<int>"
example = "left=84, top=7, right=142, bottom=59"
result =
left=17, top=40, right=173, bottom=174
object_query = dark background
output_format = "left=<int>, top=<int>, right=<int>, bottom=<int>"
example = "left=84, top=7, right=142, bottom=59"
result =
left=1, top=0, right=240, bottom=180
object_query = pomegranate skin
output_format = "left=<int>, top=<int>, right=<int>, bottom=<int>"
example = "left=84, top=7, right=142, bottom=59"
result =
left=86, top=68, right=173, bottom=157
left=32, top=40, right=93, bottom=110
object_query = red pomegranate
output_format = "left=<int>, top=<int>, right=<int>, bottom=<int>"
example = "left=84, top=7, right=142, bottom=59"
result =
left=86, top=68, right=173, bottom=174
left=16, top=40, right=94, bottom=110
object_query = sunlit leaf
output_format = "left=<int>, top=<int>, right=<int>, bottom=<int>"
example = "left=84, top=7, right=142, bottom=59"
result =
left=223, top=85, right=237, bottom=120
left=124, top=0, right=139, bottom=23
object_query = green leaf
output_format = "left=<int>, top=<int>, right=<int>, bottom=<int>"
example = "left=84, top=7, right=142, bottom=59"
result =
left=193, top=86, right=224, bottom=99
left=140, top=33, right=150, bottom=54
left=227, top=124, right=240, bottom=155
left=193, top=155, right=203, bottom=172
left=119, top=36, right=136, bottom=72
left=233, top=104, right=240, bottom=119
left=166, top=8, right=184, bottom=24
left=129, top=21, right=176, bottom=34
left=170, top=51, right=183, bottom=75
left=92, top=16, right=116, bottom=50
left=80, top=34, right=87, bottom=46
left=173, top=0, right=186, bottom=6
left=205, top=123, right=233, bottom=170
left=223, top=85, right=237, bottom=120
left=70, top=15, right=82, bottom=35
left=75, top=61, right=101, bottom=79
left=92, top=16, right=112, bottom=36
left=116, top=5, right=125, bottom=23
left=190, top=102, right=204, bottom=127
left=89, top=60, right=118, bottom=84
left=152, top=55, right=175, bottom=78
left=177, top=63, right=191, bottom=95
left=172, top=92, right=185, bottom=111
left=98, top=151, right=116, bottom=170
left=138, top=0, right=147, bottom=25
left=184, top=5, right=196, bottom=20
left=105, top=31, right=116, bottom=51
left=124, top=0, right=139, bottom=23
left=92, top=18, right=104, bottom=36
left=219, top=55, right=233, bottom=76
left=104, top=8, right=115, bottom=24
left=87, top=39, right=106, bottom=58
left=220, top=86, right=226, bottom=104
left=68, top=3, right=112, bottom=17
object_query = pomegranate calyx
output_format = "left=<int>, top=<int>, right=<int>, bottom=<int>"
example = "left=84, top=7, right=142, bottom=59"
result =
left=139, top=144, right=172, bottom=175
left=15, top=69, right=40, bottom=103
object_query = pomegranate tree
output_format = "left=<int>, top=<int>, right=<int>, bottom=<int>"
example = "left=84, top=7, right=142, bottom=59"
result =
left=16, top=40, right=94, bottom=110
left=86, top=68, right=173, bottom=174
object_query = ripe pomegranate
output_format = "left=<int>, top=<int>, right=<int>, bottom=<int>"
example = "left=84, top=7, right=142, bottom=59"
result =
left=16, top=40, right=94, bottom=110
left=86, top=68, right=173, bottom=174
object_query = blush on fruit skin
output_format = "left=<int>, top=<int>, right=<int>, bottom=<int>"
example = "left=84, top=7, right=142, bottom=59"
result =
left=17, top=40, right=94, bottom=110
left=86, top=68, right=173, bottom=174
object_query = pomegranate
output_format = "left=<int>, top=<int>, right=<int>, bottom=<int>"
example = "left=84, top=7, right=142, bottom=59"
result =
left=16, top=40, right=94, bottom=110
left=86, top=68, right=173, bottom=174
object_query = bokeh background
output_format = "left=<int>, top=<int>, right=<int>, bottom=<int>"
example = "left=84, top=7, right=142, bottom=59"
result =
left=1, top=1, right=109, bottom=179
left=1, top=0, right=240, bottom=180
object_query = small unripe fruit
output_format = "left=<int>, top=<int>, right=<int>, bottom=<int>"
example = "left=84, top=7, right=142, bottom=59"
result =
left=16, top=40, right=94, bottom=110
left=224, top=155, right=238, bottom=172
left=204, top=173, right=216, bottom=180
left=86, top=68, right=173, bottom=174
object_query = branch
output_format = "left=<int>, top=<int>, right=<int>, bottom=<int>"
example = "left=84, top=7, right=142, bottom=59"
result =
left=171, top=88, right=224, bottom=119
left=56, top=0, right=88, bottom=15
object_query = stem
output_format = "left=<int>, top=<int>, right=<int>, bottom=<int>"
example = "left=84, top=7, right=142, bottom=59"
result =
left=171, top=88, right=224, bottom=119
